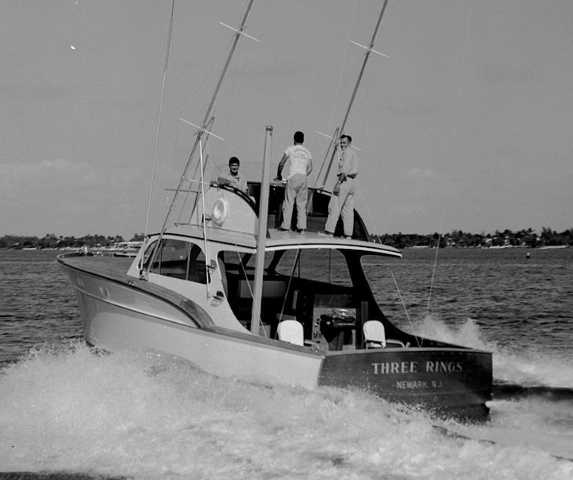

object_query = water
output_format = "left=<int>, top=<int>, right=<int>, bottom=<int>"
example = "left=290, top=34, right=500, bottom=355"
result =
left=1, top=249, right=572, bottom=479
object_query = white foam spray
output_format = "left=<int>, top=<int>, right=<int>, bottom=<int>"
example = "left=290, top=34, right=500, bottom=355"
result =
left=1, top=343, right=572, bottom=479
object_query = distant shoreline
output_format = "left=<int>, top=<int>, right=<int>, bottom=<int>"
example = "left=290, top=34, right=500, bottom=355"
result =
left=1, top=227, right=572, bottom=250
left=4, top=245, right=569, bottom=250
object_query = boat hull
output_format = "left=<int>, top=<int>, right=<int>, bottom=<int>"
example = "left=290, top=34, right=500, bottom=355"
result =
left=60, top=257, right=324, bottom=390
left=59, top=255, right=492, bottom=418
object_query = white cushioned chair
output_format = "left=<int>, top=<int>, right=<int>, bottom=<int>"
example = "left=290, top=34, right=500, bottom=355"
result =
left=363, top=320, right=387, bottom=348
left=363, top=320, right=406, bottom=348
left=277, top=319, right=304, bottom=346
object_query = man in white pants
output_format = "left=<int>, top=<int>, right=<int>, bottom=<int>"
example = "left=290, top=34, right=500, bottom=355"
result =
left=323, top=134, right=358, bottom=239
left=277, top=131, right=313, bottom=232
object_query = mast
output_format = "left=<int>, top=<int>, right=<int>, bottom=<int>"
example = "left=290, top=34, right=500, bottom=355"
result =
left=251, top=125, right=273, bottom=334
left=320, top=0, right=390, bottom=187
left=159, top=0, right=256, bottom=235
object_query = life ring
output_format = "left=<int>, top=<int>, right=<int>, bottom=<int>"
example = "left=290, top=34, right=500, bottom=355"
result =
left=211, top=197, right=229, bottom=226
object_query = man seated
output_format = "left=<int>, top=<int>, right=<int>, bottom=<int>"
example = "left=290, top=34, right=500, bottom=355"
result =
left=218, top=156, right=247, bottom=192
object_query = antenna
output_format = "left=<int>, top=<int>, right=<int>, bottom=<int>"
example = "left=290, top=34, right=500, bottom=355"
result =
left=139, top=0, right=175, bottom=275
left=426, top=233, right=442, bottom=315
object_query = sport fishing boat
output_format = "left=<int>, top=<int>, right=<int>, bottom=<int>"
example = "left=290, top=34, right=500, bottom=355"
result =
left=58, top=0, right=492, bottom=418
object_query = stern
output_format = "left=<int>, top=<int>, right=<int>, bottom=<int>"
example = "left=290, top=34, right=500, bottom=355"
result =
left=319, top=347, right=492, bottom=418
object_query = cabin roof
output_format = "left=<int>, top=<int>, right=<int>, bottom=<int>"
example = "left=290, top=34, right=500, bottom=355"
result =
left=163, top=224, right=402, bottom=258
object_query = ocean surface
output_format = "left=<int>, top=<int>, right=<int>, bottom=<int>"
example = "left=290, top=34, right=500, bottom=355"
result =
left=1, top=248, right=572, bottom=479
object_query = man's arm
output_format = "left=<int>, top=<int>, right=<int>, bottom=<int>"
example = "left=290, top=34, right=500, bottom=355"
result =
left=275, top=152, right=288, bottom=180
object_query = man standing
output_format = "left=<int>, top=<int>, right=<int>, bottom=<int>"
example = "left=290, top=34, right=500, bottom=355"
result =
left=278, top=131, right=312, bottom=232
left=220, top=156, right=247, bottom=192
left=323, top=134, right=358, bottom=239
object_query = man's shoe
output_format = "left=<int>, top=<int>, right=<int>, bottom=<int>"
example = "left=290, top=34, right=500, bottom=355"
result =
left=318, top=231, right=333, bottom=237
left=278, top=227, right=289, bottom=231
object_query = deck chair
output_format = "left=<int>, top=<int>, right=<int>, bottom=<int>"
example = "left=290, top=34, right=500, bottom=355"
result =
left=363, top=320, right=406, bottom=349
left=277, top=319, right=304, bottom=346
left=363, top=320, right=387, bottom=348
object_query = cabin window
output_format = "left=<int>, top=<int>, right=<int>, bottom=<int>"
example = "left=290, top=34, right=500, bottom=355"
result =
left=217, top=249, right=351, bottom=286
left=148, top=239, right=207, bottom=284
left=273, top=249, right=352, bottom=286
left=141, top=240, right=158, bottom=269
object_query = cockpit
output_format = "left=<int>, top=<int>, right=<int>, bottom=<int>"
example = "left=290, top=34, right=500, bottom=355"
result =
left=219, top=246, right=411, bottom=351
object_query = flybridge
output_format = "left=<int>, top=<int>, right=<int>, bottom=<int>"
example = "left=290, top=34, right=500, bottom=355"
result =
left=246, top=182, right=371, bottom=240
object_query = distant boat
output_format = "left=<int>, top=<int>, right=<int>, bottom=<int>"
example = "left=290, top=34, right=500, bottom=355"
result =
left=110, top=241, right=144, bottom=257
left=58, top=0, right=492, bottom=418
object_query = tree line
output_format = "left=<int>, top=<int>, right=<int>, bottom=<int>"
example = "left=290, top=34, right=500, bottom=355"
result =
left=1, top=228, right=572, bottom=249
left=0, top=233, right=145, bottom=249
left=372, top=227, right=573, bottom=249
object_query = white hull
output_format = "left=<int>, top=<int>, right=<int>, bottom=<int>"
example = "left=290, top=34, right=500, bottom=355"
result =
left=66, top=265, right=324, bottom=390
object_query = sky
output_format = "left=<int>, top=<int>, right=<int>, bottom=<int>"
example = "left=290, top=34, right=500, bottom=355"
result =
left=1, top=0, right=572, bottom=238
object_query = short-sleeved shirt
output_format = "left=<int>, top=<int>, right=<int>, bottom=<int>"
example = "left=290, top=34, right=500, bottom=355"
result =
left=283, top=145, right=312, bottom=179
left=221, top=172, right=247, bottom=192
left=337, top=148, right=358, bottom=177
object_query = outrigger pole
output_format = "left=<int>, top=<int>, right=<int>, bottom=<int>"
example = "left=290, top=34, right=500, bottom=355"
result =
left=158, top=0, right=256, bottom=236
left=139, top=0, right=175, bottom=275
left=319, top=0, right=390, bottom=188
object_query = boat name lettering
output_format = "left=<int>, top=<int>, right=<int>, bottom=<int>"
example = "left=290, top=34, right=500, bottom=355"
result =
left=425, top=361, right=463, bottom=374
left=371, top=361, right=418, bottom=375
left=371, top=361, right=463, bottom=375
left=396, top=380, right=427, bottom=390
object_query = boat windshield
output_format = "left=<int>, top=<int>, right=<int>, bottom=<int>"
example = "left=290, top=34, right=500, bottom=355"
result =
left=267, top=249, right=352, bottom=287
left=142, top=238, right=207, bottom=283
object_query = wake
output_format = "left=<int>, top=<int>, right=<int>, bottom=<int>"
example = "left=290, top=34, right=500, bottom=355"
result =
left=1, top=340, right=572, bottom=479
